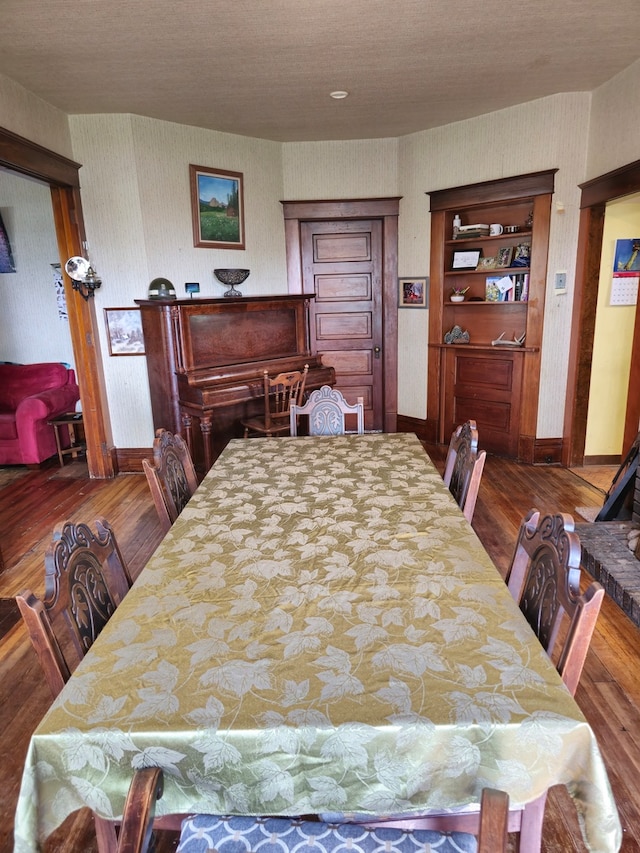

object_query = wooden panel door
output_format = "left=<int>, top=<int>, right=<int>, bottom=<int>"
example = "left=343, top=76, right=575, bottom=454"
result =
left=301, top=219, right=383, bottom=431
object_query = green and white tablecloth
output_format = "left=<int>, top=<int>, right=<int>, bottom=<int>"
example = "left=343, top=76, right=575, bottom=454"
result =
left=14, top=433, right=621, bottom=852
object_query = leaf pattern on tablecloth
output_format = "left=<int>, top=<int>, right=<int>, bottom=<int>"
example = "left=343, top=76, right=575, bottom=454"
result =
left=14, top=435, right=620, bottom=853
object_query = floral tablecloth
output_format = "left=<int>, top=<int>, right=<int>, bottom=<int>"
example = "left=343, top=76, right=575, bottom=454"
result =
left=14, top=434, right=621, bottom=852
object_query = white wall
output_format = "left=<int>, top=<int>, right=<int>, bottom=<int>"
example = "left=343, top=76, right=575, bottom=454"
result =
left=0, top=72, right=72, bottom=158
left=69, top=114, right=286, bottom=447
left=0, top=170, right=75, bottom=369
left=587, top=58, right=640, bottom=181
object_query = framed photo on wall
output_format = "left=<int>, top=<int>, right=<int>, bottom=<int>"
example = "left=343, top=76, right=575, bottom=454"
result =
left=190, top=164, right=245, bottom=249
left=399, top=277, right=428, bottom=308
left=104, top=308, right=145, bottom=356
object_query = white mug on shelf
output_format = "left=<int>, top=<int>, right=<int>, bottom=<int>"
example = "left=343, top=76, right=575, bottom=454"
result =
left=489, top=223, right=504, bottom=236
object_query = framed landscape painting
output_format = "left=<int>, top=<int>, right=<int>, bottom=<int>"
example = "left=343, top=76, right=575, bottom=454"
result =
left=190, top=164, right=245, bottom=249
left=104, top=308, right=145, bottom=356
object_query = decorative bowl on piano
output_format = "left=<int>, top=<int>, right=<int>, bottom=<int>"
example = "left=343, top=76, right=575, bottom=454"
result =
left=214, top=268, right=250, bottom=297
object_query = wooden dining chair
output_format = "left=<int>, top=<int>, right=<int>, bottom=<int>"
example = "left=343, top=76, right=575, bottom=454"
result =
left=16, top=517, right=132, bottom=699
left=290, top=384, right=365, bottom=436
left=241, top=365, right=309, bottom=438
left=117, top=768, right=508, bottom=853
left=143, top=428, right=199, bottom=533
left=116, top=768, right=164, bottom=853
left=443, top=419, right=486, bottom=522
left=506, top=508, right=605, bottom=697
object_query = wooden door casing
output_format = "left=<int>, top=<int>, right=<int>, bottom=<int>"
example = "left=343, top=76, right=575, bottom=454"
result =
left=0, top=126, right=115, bottom=478
left=301, top=219, right=383, bottom=430
left=281, top=198, right=399, bottom=435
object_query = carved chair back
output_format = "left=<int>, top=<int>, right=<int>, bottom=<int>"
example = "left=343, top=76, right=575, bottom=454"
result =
left=507, top=509, right=605, bottom=696
left=443, top=420, right=486, bottom=522
left=290, top=385, right=364, bottom=436
left=143, top=428, right=199, bottom=533
left=242, top=365, right=309, bottom=437
left=16, top=517, right=132, bottom=699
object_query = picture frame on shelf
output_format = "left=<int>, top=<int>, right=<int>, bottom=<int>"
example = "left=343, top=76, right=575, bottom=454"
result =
left=452, top=249, right=481, bottom=270
left=189, top=164, right=245, bottom=249
left=476, top=256, right=497, bottom=271
left=495, top=246, right=514, bottom=268
left=399, top=276, right=428, bottom=308
left=511, top=242, right=531, bottom=267
left=104, top=308, right=145, bottom=356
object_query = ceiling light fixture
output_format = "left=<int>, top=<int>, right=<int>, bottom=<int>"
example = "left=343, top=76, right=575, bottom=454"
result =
left=330, top=90, right=349, bottom=100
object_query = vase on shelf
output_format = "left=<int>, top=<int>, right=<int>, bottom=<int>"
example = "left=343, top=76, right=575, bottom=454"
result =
left=214, top=268, right=250, bottom=297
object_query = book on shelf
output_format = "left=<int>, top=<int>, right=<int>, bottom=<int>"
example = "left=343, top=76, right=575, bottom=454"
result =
left=454, top=226, right=490, bottom=239
left=486, top=273, right=529, bottom=302
left=486, top=275, right=513, bottom=302
left=517, top=273, right=529, bottom=302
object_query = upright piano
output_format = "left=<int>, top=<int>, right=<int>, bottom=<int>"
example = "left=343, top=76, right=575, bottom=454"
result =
left=136, top=294, right=335, bottom=472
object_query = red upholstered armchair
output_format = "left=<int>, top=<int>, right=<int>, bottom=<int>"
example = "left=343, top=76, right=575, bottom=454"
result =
left=0, top=363, right=80, bottom=466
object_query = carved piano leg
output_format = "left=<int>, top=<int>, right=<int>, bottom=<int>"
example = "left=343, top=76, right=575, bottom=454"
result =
left=182, top=413, right=194, bottom=457
left=200, top=416, right=213, bottom=473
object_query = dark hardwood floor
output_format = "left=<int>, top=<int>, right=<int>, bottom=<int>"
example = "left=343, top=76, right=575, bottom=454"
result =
left=0, top=446, right=638, bottom=852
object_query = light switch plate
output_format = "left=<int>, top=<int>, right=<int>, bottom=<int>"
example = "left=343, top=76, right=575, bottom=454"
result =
left=554, top=271, right=567, bottom=294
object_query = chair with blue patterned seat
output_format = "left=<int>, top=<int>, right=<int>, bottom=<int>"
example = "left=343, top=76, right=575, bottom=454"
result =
left=116, top=771, right=509, bottom=853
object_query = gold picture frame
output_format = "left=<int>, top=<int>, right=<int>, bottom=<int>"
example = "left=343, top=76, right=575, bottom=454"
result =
left=476, top=256, right=497, bottom=271
left=496, top=246, right=514, bottom=268
left=190, top=164, right=245, bottom=249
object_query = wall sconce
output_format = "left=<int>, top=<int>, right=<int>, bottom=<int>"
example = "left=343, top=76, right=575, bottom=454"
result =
left=64, top=256, right=102, bottom=301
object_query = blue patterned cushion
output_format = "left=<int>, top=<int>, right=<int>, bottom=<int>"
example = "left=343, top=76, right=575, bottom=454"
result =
left=176, top=815, right=478, bottom=853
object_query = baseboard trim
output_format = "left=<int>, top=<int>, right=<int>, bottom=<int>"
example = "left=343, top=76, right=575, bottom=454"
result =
left=583, top=454, right=622, bottom=466
left=115, top=448, right=151, bottom=473
left=397, top=416, right=426, bottom=439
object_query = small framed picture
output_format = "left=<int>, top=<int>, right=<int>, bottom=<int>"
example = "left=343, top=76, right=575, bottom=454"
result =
left=104, top=308, right=145, bottom=356
left=399, top=277, right=428, bottom=308
left=190, top=164, right=245, bottom=249
left=495, top=246, right=514, bottom=268
left=511, top=242, right=531, bottom=267
left=476, top=256, right=497, bottom=271
left=452, top=249, right=481, bottom=270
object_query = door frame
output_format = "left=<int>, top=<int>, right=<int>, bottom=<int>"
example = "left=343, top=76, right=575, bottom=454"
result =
left=563, top=158, right=640, bottom=467
left=281, top=198, right=400, bottom=433
left=0, top=126, right=115, bottom=477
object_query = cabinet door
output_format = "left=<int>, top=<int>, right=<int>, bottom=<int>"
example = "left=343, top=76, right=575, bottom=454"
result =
left=443, top=348, right=524, bottom=457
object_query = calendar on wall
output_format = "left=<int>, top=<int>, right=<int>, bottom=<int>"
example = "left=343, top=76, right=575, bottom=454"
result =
left=610, top=275, right=639, bottom=306
left=611, top=239, right=640, bottom=305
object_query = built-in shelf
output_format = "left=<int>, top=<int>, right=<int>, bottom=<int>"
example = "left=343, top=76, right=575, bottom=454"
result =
left=427, top=169, right=557, bottom=461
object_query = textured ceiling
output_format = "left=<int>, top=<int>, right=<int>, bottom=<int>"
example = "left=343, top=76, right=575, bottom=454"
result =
left=2, top=0, right=640, bottom=142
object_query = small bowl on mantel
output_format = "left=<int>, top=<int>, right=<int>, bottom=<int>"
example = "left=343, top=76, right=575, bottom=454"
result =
left=214, top=268, right=250, bottom=297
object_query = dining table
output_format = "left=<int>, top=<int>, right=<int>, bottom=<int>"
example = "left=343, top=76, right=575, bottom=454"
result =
left=14, top=433, right=621, bottom=852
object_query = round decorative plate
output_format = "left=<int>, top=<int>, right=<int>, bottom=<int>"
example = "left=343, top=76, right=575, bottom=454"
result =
left=65, top=256, right=90, bottom=281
